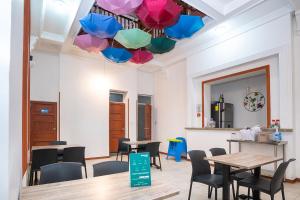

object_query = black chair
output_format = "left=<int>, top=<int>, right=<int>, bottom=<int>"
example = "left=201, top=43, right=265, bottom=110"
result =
left=93, top=161, right=129, bottom=177
left=39, top=162, right=82, bottom=184
left=63, top=147, right=87, bottom=178
left=236, top=158, right=296, bottom=200
left=30, top=148, right=58, bottom=186
left=144, top=142, right=162, bottom=170
left=188, top=150, right=223, bottom=200
left=137, top=144, right=147, bottom=152
left=116, top=138, right=131, bottom=162
left=49, top=141, right=67, bottom=145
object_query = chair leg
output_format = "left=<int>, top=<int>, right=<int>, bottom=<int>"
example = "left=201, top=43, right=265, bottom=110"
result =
left=158, top=154, right=162, bottom=170
left=271, top=195, right=274, bottom=200
left=232, top=182, right=236, bottom=200
left=116, top=152, right=119, bottom=161
left=34, top=171, right=38, bottom=185
left=247, top=188, right=250, bottom=200
left=215, top=187, right=217, bottom=200
left=121, top=153, right=123, bottom=162
left=84, top=163, right=88, bottom=178
left=29, top=169, right=33, bottom=186
left=188, top=181, right=193, bottom=200
left=281, top=183, right=285, bottom=200
left=208, top=186, right=212, bottom=198
left=236, top=184, right=240, bottom=200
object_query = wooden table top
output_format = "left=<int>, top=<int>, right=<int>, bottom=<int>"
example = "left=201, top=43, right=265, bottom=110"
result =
left=227, top=139, right=288, bottom=145
left=31, top=145, right=82, bottom=151
left=123, top=140, right=160, bottom=145
left=206, top=152, right=283, bottom=169
left=20, top=172, right=180, bottom=200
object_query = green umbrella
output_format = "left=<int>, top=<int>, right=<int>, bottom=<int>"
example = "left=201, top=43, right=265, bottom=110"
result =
left=146, top=37, right=176, bottom=54
left=114, top=28, right=151, bottom=49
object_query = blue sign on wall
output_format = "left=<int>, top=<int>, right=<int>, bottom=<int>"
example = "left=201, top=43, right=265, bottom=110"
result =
left=129, top=152, right=151, bottom=187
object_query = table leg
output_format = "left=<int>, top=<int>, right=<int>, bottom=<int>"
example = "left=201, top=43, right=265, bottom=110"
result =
left=253, top=167, right=261, bottom=200
left=238, top=142, right=241, bottom=152
left=222, top=165, right=231, bottom=200
left=274, top=146, right=278, bottom=169
left=229, top=141, right=232, bottom=154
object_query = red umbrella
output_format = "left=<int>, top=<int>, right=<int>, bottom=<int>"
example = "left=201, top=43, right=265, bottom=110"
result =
left=130, top=49, right=153, bottom=64
left=136, top=0, right=182, bottom=29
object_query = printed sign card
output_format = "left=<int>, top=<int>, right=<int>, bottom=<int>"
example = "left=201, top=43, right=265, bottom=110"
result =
left=129, top=152, right=151, bottom=187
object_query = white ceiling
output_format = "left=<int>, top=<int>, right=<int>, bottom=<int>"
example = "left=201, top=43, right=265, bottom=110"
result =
left=30, top=0, right=298, bottom=71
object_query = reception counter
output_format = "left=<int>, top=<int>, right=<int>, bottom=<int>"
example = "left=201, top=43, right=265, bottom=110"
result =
left=184, top=127, right=296, bottom=180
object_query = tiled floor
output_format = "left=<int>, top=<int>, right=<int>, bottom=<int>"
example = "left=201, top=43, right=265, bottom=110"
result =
left=86, top=154, right=300, bottom=200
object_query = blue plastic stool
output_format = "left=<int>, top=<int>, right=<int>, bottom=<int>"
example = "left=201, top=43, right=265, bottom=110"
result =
left=167, top=137, right=187, bottom=162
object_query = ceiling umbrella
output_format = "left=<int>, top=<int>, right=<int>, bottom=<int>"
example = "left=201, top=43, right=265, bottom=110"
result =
left=101, top=47, right=132, bottom=63
left=146, top=37, right=176, bottom=54
left=74, top=34, right=108, bottom=53
left=114, top=28, right=151, bottom=49
left=136, top=0, right=182, bottom=29
left=96, top=0, right=143, bottom=15
left=80, top=13, right=122, bottom=39
left=164, top=15, right=204, bottom=39
left=130, top=49, right=153, bottom=64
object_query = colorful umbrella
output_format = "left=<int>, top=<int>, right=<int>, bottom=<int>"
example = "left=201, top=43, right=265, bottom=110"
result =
left=96, top=0, right=143, bottom=15
left=114, top=28, right=151, bottom=49
left=101, top=47, right=132, bottom=63
left=130, top=49, right=153, bottom=64
left=136, top=0, right=182, bottom=29
left=80, top=13, right=122, bottom=39
left=146, top=37, right=176, bottom=54
left=74, top=34, right=108, bottom=53
left=164, top=15, right=204, bottom=39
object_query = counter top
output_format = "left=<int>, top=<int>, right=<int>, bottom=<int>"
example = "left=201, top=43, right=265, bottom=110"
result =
left=185, top=127, right=293, bottom=132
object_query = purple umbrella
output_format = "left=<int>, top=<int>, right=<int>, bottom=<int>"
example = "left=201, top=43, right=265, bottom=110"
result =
left=96, top=0, right=143, bottom=15
left=74, top=34, right=108, bottom=53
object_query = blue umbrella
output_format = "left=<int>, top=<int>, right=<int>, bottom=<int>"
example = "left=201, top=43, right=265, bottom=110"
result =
left=164, top=15, right=204, bottom=39
left=80, top=13, right=122, bottom=39
left=101, top=47, right=132, bottom=63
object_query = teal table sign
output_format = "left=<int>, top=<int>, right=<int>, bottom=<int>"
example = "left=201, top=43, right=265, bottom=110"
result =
left=129, top=152, right=151, bottom=187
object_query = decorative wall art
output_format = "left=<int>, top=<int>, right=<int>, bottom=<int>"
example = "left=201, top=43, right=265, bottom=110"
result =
left=243, top=92, right=265, bottom=112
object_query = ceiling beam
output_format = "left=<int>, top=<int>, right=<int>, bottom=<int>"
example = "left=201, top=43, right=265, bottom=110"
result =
left=182, top=0, right=224, bottom=20
left=287, top=0, right=300, bottom=10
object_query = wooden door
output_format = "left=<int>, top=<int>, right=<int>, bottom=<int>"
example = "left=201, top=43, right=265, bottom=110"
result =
left=144, top=104, right=152, bottom=140
left=30, top=101, right=57, bottom=149
left=109, top=102, right=125, bottom=153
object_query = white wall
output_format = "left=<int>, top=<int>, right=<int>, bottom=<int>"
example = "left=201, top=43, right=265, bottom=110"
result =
left=30, top=50, right=60, bottom=102
left=0, top=0, right=23, bottom=199
left=153, top=60, right=187, bottom=152
left=211, top=74, right=267, bottom=128
left=59, top=54, right=154, bottom=158
left=293, top=19, right=300, bottom=178
left=138, top=71, right=154, bottom=95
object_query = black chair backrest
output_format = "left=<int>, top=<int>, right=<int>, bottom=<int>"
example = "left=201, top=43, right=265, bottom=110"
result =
left=93, top=161, right=129, bottom=177
left=39, top=162, right=82, bottom=184
left=49, top=141, right=67, bottom=145
left=209, top=148, right=226, bottom=175
left=270, top=158, right=296, bottom=194
left=118, top=138, right=130, bottom=152
left=188, top=150, right=211, bottom=179
left=63, top=147, right=85, bottom=164
left=145, top=142, right=161, bottom=157
left=31, top=149, right=58, bottom=171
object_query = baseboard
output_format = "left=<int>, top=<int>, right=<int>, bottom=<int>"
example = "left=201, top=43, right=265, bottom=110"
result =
left=85, top=156, right=110, bottom=160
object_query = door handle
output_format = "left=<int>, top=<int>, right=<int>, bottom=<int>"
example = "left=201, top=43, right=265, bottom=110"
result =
left=53, top=128, right=57, bottom=131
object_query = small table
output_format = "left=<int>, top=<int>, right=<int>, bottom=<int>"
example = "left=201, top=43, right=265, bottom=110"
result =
left=123, top=140, right=159, bottom=146
left=206, top=152, right=282, bottom=200
left=227, top=139, right=287, bottom=169
left=20, top=172, right=180, bottom=200
left=31, top=145, right=81, bottom=151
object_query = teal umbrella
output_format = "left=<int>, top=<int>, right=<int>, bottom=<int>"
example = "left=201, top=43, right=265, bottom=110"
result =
left=146, top=37, right=176, bottom=54
left=114, top=28, right=151, bottom=49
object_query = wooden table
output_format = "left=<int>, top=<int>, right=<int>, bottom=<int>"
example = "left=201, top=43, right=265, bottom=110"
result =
left=20, top=172, right=180, bottom=200
left=227, top=139, right=287, bottom=169
left=123, top=140, right=159, bottom=146
left=206, top=152, right=282, bottom=200
left=31, top=145, right=81, bottom=151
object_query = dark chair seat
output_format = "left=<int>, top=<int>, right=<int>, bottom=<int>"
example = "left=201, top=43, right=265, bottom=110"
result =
left=116, top=138, right=131, bottom=162
left=194, top=174, right=223, bottom=188
left=238, top=177, right=273, bottom=194
left=93, top=161, right=129, bottom=177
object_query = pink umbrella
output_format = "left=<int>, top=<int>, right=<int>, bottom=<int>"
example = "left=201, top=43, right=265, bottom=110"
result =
left=74, top=34, right=108, bottom=53
left=96, top=0, right=143, bottom=15
left=136, top=0, right=182, bottom=29
left=130, top=49, right=153, bottom=64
